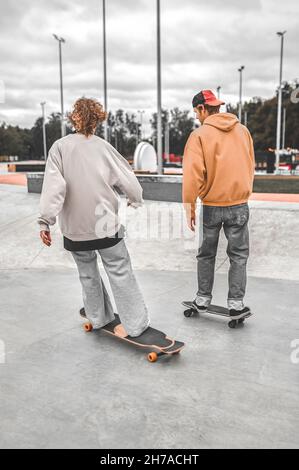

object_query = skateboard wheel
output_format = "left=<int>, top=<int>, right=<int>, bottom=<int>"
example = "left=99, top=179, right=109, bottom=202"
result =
left=148, top=352, right=158, bottom=363
left=228, top=320, right=237, bottom=329
left=184, top=309, right=194, bottom=318
left=84, top=322, right=93, bottom=332
left=238, top=318, right=245, bottom=324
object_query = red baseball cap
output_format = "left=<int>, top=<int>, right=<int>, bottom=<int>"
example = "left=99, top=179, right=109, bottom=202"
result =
left=192, top=89, right=225, bottom=107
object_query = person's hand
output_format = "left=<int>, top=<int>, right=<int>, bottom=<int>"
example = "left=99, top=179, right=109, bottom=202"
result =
left=127, top=201, right=139, bottom=209
left=187, top=214, right=196, bottom=232
left=40, top=230, right=52, bottom=247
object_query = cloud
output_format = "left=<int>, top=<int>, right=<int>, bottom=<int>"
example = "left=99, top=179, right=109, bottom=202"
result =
left=0, top=0, right=298, bottom=128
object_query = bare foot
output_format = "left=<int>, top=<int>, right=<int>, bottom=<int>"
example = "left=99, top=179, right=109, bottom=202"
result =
left=114, top=324, right=128, bottom=338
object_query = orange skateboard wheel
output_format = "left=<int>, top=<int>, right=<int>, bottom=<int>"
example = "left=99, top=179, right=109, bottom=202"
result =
left=147, top=352, right=158, bottom=363
left=84, top=322, right=93, bottom=332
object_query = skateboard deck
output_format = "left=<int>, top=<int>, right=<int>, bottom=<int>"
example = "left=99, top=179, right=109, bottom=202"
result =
left=82, top=313, right=184, bottom=362
left=182, top=301, right=252, bottom=329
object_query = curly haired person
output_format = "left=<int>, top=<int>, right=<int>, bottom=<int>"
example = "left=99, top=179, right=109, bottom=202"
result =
left=38, top=97, right=150, bottom=337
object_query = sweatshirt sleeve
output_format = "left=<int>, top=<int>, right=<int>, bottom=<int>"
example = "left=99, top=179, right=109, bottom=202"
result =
left=38, top=142, right=67, bottom=231
left=107, top=143, right=143, bottom=207
left=182, top=131, right=206, bottom=217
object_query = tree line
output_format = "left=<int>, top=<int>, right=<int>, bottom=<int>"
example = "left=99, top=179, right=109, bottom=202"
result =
left=227, top=82, right=299, bottom=151
left=0, top=82, right=298, bottom=160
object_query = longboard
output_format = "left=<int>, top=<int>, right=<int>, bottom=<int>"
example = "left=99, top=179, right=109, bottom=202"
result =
left=81, top=310, right=184, bottom=362
left=182, top=301, right=252, bottom=329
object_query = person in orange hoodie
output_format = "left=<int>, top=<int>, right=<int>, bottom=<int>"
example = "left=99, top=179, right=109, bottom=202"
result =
left=183, top=89, right=255, bottom=320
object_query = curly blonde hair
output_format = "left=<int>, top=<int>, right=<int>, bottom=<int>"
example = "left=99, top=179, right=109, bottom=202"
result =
left=68, top=97, right=107, bottom=137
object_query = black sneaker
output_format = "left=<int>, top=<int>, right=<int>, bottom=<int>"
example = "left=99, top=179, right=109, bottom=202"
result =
left=79, top=307, right=87, bottom=318
left=229, top=306, right=251, bottom=320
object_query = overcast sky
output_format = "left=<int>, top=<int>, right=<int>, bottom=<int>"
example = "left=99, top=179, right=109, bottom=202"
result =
left=0, top=0, right=298, bottom=131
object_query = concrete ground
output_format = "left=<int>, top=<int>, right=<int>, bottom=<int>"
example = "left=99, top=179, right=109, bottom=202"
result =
left=0, top=184, right=299, bottom=449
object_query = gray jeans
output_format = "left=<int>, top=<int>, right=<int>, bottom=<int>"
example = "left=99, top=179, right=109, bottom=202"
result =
left=71, top=239, right=150, bottom=337
left=196, top=203, right=250, bottom=310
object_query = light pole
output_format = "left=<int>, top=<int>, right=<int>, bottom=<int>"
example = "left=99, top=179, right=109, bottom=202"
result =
left=217, top=86, right=221, bottom=99
left=238, top=65, right=245, bottom=122
left=165, top=115, right=170, bottom=163
left=282, top=107, right=286, bottom=150
left=40, top=102, right=47, bottom=160
left=275, top=31, right=287, bottom=172
left=137, top=110, right=145, bottom=140
left=136, top=121, right=139, bottom=146
left=53, top=34, right=66, bottom=137
left=102, top=0, right=108, bottom=141
left=156, top=0, right=163, bottom=174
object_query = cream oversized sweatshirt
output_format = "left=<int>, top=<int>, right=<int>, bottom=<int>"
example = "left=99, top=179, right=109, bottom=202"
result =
left=38, top=133, right=143, bottom=240
left=183, top=113, right=255, bottom=216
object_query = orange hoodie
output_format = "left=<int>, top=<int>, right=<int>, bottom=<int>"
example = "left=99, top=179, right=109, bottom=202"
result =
left=183, top=113, right=255, bottom=215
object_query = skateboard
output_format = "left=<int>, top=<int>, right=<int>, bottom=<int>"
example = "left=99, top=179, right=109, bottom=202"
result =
left=81, top=310, right=184, bottom=363
left=182, top=301, right=252, bottom=329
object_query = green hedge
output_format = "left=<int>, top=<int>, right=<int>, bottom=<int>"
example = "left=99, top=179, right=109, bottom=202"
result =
left=253, top=176, right=299, bottom=194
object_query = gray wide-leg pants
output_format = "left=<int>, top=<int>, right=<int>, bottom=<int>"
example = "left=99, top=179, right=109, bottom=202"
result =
left=71, top=239, right=150, bottom=337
